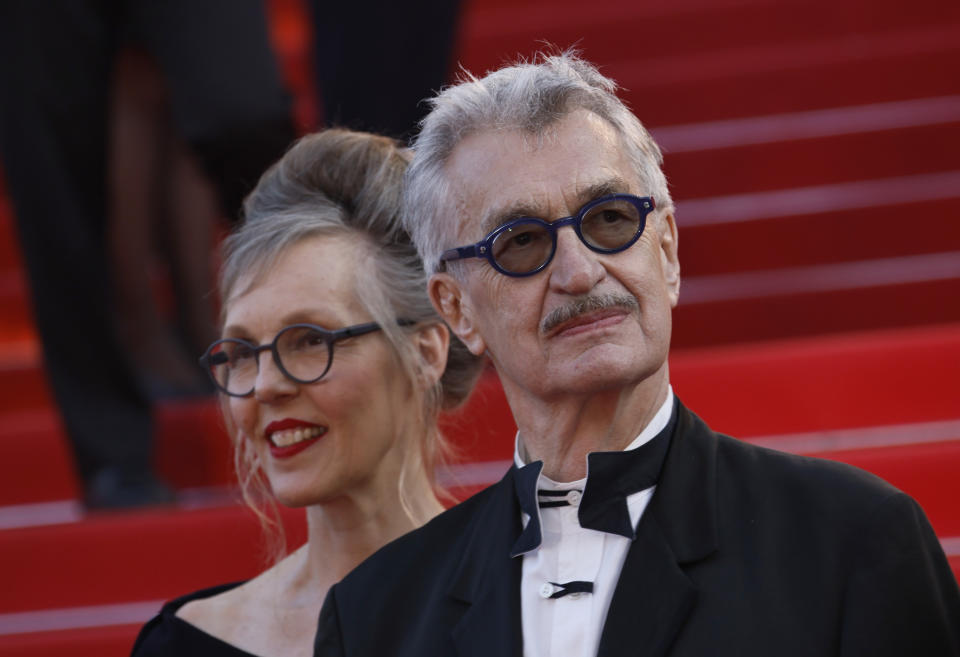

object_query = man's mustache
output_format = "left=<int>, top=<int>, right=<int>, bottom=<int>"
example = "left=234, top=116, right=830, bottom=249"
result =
left=540, top=293, right=639, bottom=334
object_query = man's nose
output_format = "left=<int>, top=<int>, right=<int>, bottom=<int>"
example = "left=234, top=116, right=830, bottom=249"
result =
left=547, top=228, right=605, bottom=294
left=254, top=351, right=297, bottom=402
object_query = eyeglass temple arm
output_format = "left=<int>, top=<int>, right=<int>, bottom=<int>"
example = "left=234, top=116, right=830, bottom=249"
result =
left=335, top=319, right=415, bottom=339
left=440, top=244, right=483, bottom=264
left=336, top=322, right=384, bottom=339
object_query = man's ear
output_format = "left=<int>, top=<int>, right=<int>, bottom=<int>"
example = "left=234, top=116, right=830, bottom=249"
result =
left=659, top=211, right=681, bottom=307
left=414, top=321, right=449, bottom=389
left=428, top=272, right=487, bottom=356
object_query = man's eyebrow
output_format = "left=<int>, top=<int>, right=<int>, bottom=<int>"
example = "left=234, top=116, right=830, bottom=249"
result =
left=580, top=178, right=633, bottom=203
left=477, top=201, right=544, bottom=238
left=475, top=177, right=635, bottom=239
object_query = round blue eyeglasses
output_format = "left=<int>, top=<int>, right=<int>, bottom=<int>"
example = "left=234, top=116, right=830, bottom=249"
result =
left=438, top=194, right=655, bottom=277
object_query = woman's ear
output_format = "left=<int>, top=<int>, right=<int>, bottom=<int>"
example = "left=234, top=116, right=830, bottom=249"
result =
left=415, top=321, right=449, bottom=389
left=428, top=272, right=486, bottom=356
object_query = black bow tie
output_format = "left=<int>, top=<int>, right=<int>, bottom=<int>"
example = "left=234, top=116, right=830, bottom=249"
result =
left=511, top=402, right=676, bottom=557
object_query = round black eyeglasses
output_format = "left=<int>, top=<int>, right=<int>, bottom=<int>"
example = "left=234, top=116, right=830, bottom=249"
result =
left=438, top=194, right=655, bottom=277
left=200, top=322, right=383, bottom=397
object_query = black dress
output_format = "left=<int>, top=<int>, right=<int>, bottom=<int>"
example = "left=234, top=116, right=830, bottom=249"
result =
left=130, top=582, right=259, bottom=656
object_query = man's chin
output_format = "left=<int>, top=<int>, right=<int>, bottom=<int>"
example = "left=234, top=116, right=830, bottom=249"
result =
left=541, top=357, right=663, bottom=398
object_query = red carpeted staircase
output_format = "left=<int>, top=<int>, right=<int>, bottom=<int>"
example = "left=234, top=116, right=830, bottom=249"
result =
left=2, top=0, right=959, bottom=653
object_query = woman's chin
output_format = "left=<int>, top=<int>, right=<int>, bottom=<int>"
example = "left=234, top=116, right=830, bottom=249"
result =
left=268, top=479, right=334, bottom=509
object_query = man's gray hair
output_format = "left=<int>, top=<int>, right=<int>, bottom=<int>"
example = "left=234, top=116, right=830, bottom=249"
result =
left=403, top=49, right=673, bottom=275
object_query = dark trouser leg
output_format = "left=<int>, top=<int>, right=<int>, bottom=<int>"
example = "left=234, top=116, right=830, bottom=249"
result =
left=0, top=1, right=160, bottom=502
left=128, top=0, right=296, bottom=220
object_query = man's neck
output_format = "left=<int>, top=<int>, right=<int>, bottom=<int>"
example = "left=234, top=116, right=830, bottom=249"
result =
left=510, top=369, right=671, bottom=482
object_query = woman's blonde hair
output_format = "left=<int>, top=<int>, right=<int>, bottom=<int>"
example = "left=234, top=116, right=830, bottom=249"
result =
left=218, top=128, right=484, bottom=561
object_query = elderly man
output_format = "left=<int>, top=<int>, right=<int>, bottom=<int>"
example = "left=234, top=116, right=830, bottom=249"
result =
left=314, top=52, right=960, bottom=657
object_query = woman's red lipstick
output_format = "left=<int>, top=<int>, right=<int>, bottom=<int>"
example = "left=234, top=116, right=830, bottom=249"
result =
left=264, top=419, right=327, bottom=459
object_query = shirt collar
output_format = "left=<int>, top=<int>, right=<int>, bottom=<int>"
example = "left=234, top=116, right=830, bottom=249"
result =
left=512, top=385, right=675, bottom=479
left=510, top=387, right=675, bottom=557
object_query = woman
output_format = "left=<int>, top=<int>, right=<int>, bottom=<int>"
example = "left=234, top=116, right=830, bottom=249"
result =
left=131, top=129, right=483, bottom=656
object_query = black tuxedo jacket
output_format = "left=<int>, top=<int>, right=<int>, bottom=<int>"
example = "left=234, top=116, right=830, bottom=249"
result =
left=315, top=400, right=960, bottom=656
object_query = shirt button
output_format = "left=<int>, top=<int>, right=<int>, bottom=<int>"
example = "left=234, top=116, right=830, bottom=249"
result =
left=566, top=490, right=581, bottom=505
left=540, top=583, right=555, bottom=599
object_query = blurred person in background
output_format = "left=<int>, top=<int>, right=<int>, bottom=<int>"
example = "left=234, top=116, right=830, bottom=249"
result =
left=131, top=128, right=482, bottom=656
left=109, top=47, right=221, bottom=399
left=0, top=1, right=295, bottom=508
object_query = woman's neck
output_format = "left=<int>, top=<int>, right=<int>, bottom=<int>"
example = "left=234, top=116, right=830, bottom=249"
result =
left=294, top=466, right=443, bottom=597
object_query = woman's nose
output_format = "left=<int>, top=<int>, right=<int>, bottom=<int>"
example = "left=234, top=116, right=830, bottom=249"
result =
left=253, top=351, right=297, bottom=402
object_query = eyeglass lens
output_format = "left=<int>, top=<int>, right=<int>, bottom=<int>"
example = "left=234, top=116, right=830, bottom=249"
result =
left=206, top=325, right=331, bottom=395
left=491, top=196, right=644, bottom=274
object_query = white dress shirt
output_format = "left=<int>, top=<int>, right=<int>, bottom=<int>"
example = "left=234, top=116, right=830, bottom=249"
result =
left=514, top=386, right=674, bottom=657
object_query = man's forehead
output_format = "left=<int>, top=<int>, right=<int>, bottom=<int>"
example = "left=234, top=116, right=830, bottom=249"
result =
left=440, top=111, right=640, bottom=240
left=444, top=160, right=641, bottom=242
left=438, top=110, right=645, bottom=241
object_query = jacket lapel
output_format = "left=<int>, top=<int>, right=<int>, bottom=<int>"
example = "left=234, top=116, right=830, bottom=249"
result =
left=597, top=400, right=720, bottom=657
left=449, top=467, right=525, bottom=657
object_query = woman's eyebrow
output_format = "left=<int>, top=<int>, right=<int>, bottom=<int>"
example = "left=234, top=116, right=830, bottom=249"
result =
left=220, top=324, right=253, bottom=341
